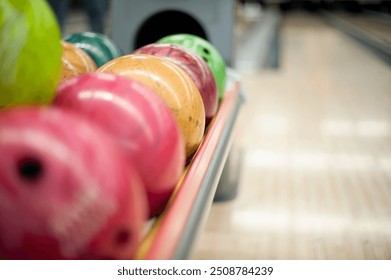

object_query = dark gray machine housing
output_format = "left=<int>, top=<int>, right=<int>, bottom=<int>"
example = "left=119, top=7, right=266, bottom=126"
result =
left=110, top=0, right=235, bottom=66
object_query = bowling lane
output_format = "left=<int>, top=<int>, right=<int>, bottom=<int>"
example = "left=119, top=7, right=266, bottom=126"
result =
left=336, top=12, right=391, bottom=45
left=192, top=12, right=391, bottom=259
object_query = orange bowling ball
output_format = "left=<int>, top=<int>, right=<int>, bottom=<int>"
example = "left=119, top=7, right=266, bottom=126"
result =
left=60, top=41, right=97, bottom=81
left=97, top=54, right=205, bottom=158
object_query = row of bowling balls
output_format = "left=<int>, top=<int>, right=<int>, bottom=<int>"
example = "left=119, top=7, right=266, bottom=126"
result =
left=60, top=33, right=224, bottom=157
left=0, top=0, right=226, bottom=259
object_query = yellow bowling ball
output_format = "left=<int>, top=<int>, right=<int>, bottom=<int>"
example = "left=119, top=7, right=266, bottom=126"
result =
left=97, top=54, right=205, bottom=158
left=60, top=41, right=97, bottom=81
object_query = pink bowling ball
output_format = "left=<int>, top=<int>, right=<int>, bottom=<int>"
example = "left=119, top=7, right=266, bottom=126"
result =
left=134, top=43, right=218, bottom=123
left=147, top=190, right=174, bottom=218
left=0, top=107, right=147, bottom=259
left=53, top=73, right=185, bottom=217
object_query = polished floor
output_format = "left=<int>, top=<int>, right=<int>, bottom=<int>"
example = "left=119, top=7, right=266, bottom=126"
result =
left=192, top=13, right=391, bottom=260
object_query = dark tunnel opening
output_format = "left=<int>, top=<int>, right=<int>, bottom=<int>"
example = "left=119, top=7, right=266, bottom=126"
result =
left=135, top=10, right=208, bottom=49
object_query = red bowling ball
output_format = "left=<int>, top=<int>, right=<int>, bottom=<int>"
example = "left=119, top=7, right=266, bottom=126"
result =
left=147, top=190, right=174, bottom=218
left=0, top=107, right=147, bottom=259
left=53, top=73, right=185, bottom=217
left=134, top=43, right=218, bottom=123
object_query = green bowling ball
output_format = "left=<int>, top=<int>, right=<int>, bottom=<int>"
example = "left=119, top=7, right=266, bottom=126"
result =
left=0, top=0, right=62, bottom=107
left=63, top=32, right=122, bottom=67
left=158, top=33, right=226, bottom=99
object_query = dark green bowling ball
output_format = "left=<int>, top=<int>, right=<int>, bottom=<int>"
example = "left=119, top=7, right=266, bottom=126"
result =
left=63, top=32, right=122, bottom=67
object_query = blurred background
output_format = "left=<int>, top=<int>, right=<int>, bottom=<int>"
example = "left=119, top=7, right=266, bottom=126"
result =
left=58, top=0, right=391, bottom=259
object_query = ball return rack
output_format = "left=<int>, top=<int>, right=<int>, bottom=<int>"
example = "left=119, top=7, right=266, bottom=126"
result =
left=134, top=69, right=245, bottom=260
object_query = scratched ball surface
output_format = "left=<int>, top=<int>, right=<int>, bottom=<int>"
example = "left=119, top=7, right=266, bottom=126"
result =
left=97, top=54, right=205, bottom=158
left=0, top=107, right=147, bottom=259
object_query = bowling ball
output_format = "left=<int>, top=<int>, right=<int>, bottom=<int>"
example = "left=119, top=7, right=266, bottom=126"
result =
left=134, top=43, right=218, bottom=123
left=60, top=41, right=97, bottom=81
left=97, top=54, right=205, bottom=158
left=0, top=107, right=147, bottom=259
left=158, top=34, right=226, bottom=99
left=0, top=0, right=62, bottom=107
left=63, top=32, right=122, bottom=67
left=54, top=73, right=185, bottom=217
left=147, top=191, right=175, bottom=218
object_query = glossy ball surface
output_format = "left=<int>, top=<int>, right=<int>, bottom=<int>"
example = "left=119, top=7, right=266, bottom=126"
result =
left=54, top=73, right=185, bottom=217
left=0, top=107, right=147, bottom=259
left=134, top=43, right=218, bottom=122
left=0, top=0, right=62, bottom=107
left=63, top=32, right=122, bottom=67
left=97, top=54, right=205, bottom=158
left=158, top=33, right=226, bottom=99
